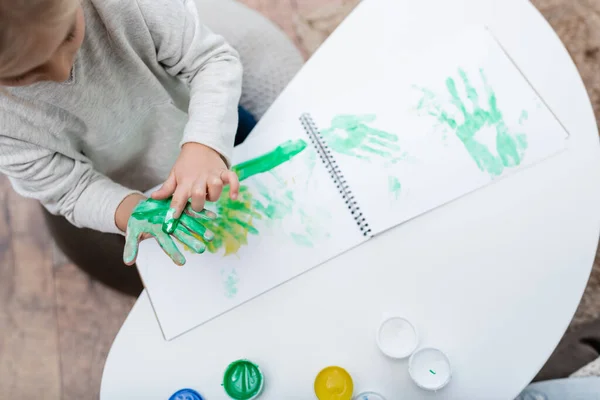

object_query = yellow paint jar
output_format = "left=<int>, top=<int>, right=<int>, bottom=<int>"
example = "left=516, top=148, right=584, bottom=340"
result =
left=314, top=366, right=354, bottom=400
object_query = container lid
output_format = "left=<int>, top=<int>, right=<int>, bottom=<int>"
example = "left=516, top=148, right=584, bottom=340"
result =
left=354, top=391, right=386, bottom=400
left=314, top=366, right=354, bottom=400
left=223, top=359, right=264, bottom=400
left=408, top=347, right=452, bottom=391
left=169, top=388, right=204, bottom=400
left=376, top=316, right=418, bottom=359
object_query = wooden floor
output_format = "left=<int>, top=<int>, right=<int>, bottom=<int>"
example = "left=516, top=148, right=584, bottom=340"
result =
left=1, top=0, right=600, bottom=399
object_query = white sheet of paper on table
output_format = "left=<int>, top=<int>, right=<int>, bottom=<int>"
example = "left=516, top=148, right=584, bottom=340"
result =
left=135, top=26, right=568, bottom=341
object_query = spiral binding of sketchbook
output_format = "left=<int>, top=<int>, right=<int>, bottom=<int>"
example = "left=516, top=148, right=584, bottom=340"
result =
left=299, top=112, right=372, bottom=237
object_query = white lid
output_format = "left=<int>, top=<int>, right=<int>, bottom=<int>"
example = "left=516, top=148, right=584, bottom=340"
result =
left=376, top=316, right=418, bottom=359
left=408, top=347, right=452, bottom=391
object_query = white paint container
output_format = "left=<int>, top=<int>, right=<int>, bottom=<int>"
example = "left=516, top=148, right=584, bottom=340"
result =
left=408, top=347, right=452, bottom=391
left=376, top=316, right=418, bottom=359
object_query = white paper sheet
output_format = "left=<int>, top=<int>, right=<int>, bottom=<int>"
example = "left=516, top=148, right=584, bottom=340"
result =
left=136, top=124, right=366, bottom=340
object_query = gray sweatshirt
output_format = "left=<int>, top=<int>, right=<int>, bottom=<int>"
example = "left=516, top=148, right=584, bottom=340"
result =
left=0, top=0, right=243, bottom=235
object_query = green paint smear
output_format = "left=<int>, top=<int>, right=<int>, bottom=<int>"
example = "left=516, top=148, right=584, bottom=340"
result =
left=290, top=233, right=314, bottom=247
left=223, top=360, right=263, bottom=400
left=519, top=110, right=528, bottom=125
left=222, top=269, right=239, bottom=298
left=416, top=68, right=528, bottom=177
left=388, top=176, right=402, bottom=199
left=320, top=114, right=402, bottom=160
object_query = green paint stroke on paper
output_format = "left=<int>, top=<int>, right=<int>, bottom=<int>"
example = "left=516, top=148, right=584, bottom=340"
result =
left=232, top=139, right=307, bottom=181
left=388, top=176, right=402, bottom=199
left=519, top=110, right=528, bottom=125
left=253, top=181, right=295, bottom=221
left=320, top=114, right=402, bottom=160
left=291, top=233, right=314, bottom=247
left=202, top=186, right=261, bottom=255
left=416, top=68, right=528, bottom=177
left=222, top=269, right=239, bottom=298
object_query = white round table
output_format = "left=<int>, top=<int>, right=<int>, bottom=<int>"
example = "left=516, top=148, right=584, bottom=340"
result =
left=101, top=0, right=600, bottom=399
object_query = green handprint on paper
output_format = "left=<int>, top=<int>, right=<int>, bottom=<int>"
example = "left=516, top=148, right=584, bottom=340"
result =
left=320, top=114, right=402, bottom=160
left=123, top=198, right=216, bottom=265
left=416, top=68, right=528, bottom=177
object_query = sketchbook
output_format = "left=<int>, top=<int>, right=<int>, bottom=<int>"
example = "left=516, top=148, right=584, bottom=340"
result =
left=135, top=26, right=569, bottom=340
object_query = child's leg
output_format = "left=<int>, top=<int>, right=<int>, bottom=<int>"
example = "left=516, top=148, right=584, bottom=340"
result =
left=195, top=0, right=304, bottom=119
left=42, top=206, right=144, bottom=297
left=235, top=105, right=257, bottom=146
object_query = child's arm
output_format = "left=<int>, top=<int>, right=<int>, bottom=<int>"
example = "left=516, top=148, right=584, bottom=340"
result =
left=134, top=0, right=243, bottom=224
left=0, top=135, right=210, bottom=266
left=0, top=134, right=141, bottom=235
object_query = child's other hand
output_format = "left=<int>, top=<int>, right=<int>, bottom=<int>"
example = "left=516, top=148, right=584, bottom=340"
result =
left=151, top=143, right=239, bottom=227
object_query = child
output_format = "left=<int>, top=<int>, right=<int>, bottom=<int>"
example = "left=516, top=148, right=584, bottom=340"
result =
left=0, top=0, right=302, bottom=293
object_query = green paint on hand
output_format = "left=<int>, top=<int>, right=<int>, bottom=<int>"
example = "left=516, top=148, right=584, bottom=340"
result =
left=320, top=114, right=402, bottom=160
left=416, top=68, right=528, bottom=177
left=162, top=207, right=179, bottom=234
left=388, top=176, right=402, bottom=199
left=223, top=359, right=264, bottom=400
left=124, top=198, right=215, bottom=266
left=232, top=139, right=307, bottom=181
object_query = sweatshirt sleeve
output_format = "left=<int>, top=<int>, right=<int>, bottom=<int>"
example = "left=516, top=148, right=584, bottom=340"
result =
left=135, top=0, right=243, bottom=166
left=0, top=136, right=140, bottom=235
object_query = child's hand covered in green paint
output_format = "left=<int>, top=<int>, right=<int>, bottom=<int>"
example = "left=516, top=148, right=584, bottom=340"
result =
left=151, top=143, right=240, bottom=233
left=123, top=198, right=217, bottom=266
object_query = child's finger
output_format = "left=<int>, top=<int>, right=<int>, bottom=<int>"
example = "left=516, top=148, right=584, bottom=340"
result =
left=190, top=180, right=207, bottom=212
left=221, top=170, right=240, bottom=200
left=164, top=186, right=189, bottom=234
left=172, top=225, right=207, bottom=254
left=152, top=172, right=177, bottom=200
left=184, top=207, right=217, bottom=221
left=152, top=232, right=186, bottom=266
left=180, top=213, right=215, bottom=241
left=206, top=175, right=223, bottom=202
left=123, top=228, right=142, bottom=266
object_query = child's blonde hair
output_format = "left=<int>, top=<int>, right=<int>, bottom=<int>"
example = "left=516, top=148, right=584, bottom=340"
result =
left=0, top=0, right=79, bottom=76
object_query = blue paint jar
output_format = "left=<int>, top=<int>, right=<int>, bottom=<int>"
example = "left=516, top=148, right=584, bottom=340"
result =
left=169, top=388, right=204, bottom=400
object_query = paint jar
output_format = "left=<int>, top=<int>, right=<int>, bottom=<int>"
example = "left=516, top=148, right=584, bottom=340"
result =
left=376, top=316, right=418, bottom=359
left=222, top=359, right=264, bottom=400
left=408, top=347, right=452, bottom=391
left=354, top=391, right=386, bottom=400
left=314, top=366, right=354, bottom=400
left=169, top=388, right=205, bottom=400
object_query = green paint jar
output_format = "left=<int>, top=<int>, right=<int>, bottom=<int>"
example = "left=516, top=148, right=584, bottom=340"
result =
left=222, top=359, right=264, bottom=400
